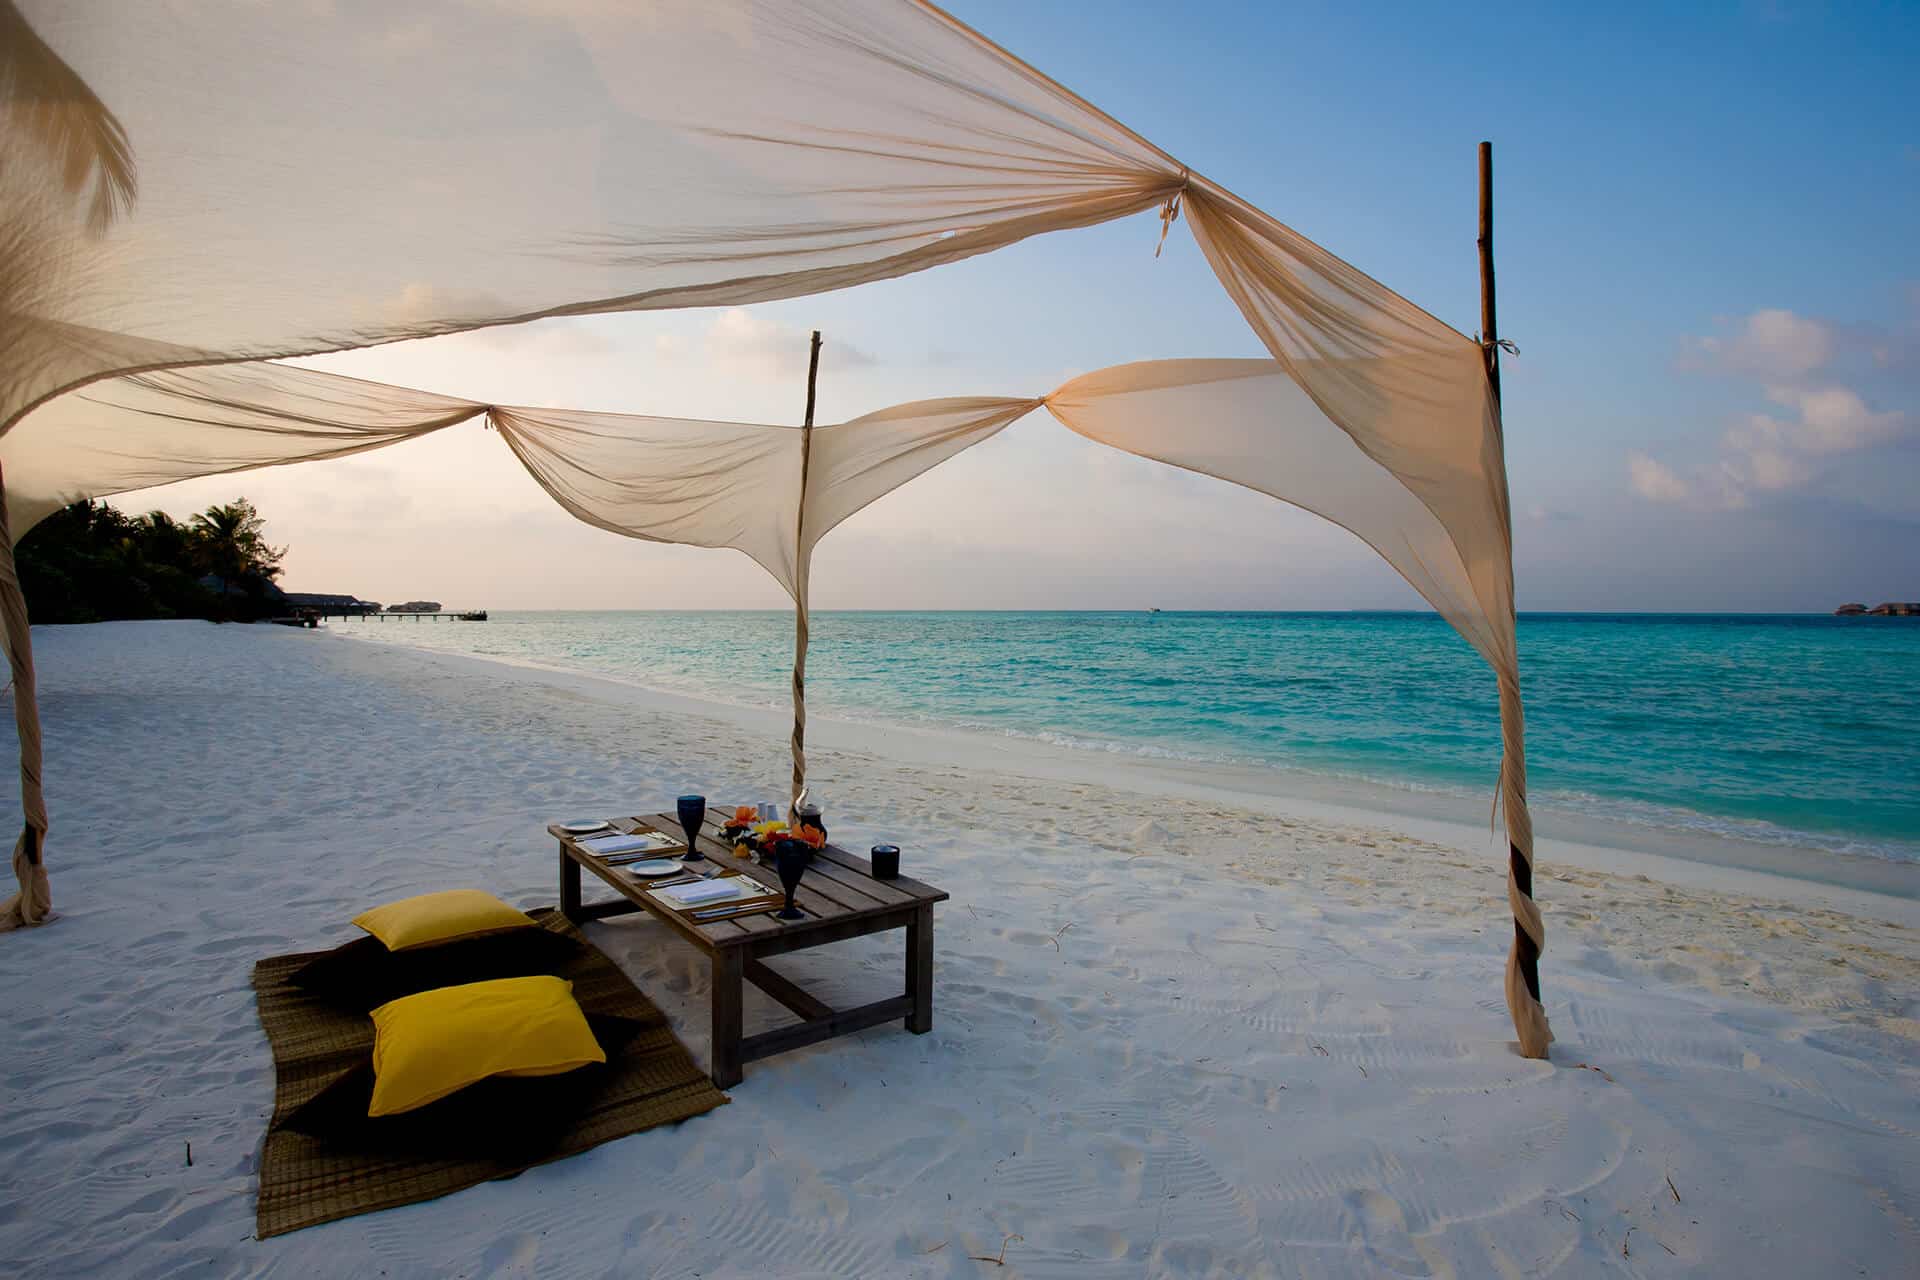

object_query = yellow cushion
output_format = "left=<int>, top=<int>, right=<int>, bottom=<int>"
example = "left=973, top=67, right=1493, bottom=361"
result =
left=367, top=975, right=606, bottom=1116
left=353, top=889, right=535, bottom=952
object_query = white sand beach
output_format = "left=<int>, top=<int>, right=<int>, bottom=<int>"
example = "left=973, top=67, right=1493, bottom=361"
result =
left=2, top=620, right=1915, bottom=1277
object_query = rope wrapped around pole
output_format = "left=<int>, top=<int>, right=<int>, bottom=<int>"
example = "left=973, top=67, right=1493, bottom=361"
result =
left=789, top=588, right=808, bottom=812
left=789, top=330, right=822, bottom=813
left=1500, top=672, right=1550, bottom=1055
left=0, top=464, right=53, bottom=930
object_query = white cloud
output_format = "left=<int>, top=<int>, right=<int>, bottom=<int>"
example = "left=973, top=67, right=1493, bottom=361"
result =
left=1702, top=384, right=1909, bottom=506
left=458, top=318, right=616, bottom=360
left=1761, top=384, right=1906, bottom=453
left=1669, top=306, right=1915, bottom=508
left=1707, top=462, right=1752, bottom=510
left=1682, top=308, right=1834, bottom=378
left=699, top=309, right=876, bottom=382
left=1627, top=452, right=1690, bottom=503
left=1743, top=447, right=1808, bottom=492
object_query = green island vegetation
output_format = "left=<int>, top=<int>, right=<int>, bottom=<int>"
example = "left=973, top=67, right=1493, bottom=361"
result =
left=17, top=498, right=287, bottom=624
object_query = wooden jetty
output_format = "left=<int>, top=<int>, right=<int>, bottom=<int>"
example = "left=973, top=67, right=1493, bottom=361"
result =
left=350, top=610, right=488, bottom=622
left=278, top=592, right=486, bottom=623
left=293, top=606, right=487, bottom=621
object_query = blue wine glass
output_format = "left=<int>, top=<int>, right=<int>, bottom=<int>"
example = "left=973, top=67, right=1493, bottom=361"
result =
left=773, top=840, right=808, bottom=920
left=676, top=794, right=707, bottom=863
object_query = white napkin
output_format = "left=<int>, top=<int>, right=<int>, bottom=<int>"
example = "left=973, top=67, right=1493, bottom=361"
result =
left=656, top=879, right=749, bottom=906
left=581, top=832, right=676, bottom=856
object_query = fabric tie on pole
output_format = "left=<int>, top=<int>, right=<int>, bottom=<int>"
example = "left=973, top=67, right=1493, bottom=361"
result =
left=1155, top=175, right=1188, bottom=258
left=0, top=466, right=52, bottom=930
left=1498, top=671, right=1551, bottom=1056
left=789, top=586, right=809, bottom=812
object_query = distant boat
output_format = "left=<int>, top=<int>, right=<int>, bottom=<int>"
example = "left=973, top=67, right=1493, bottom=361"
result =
left=1147, top=607, right=1162, bottom=614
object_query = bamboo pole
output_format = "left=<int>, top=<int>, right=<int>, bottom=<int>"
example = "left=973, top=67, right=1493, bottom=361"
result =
left=1478, top=143, right=1501, bottom=398
left=789, top=330, right=823, bottom=813
left=803, top=330, right=822, bottom=432
left=1481, top=141, right=1547, bottom=1053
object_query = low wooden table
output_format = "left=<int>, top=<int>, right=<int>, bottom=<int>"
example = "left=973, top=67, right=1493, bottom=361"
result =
left=552, top=809, right=946, bottom=1088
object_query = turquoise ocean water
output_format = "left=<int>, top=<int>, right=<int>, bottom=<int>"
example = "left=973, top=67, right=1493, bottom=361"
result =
left=341, top=611, right=1920, bottom=867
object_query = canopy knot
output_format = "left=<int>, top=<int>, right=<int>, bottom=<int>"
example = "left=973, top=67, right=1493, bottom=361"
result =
left=1477, top=335, right=1520, bottom=358
left=1154, top=174, right=1189, bottom=258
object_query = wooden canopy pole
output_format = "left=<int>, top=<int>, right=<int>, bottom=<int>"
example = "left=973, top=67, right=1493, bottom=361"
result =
left=789, top=330, right=823, bottom=813
left=1478, top=143, right=1502, bottom=399
left=1480, top=141, right=1546, bottom=1049
left=803, top=330, right=822, bottom=431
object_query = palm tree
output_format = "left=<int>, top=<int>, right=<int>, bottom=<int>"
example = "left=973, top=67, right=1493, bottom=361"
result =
left=137, top=510, right=188, bottom=564
left=190, top=499, right=283, bottom=597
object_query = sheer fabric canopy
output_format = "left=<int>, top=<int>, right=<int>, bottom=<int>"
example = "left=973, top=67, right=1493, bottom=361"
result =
left=0, top=0, right=1547, bottom=1054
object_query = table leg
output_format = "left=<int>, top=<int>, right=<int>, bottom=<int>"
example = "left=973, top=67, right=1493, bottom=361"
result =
left=558, top=841, right=581, bottom=920
left=711, top=947, right=744, bottom=1089
left=906, top=904, right=933, bottom=1034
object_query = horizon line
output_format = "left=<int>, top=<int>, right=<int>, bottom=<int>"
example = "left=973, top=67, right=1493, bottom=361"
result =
left=319, top=606, right=1885, bottom=617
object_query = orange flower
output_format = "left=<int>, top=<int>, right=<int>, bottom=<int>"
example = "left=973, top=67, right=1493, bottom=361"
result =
left=731, top=805, right=758, bottom=827
left=793, top=824, right=826, bottom=849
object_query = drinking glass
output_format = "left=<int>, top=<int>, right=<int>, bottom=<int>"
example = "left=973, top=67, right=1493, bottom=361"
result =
left=676, top=794, right=707, bottom=863
left=773, top=841, right=808, bottom=920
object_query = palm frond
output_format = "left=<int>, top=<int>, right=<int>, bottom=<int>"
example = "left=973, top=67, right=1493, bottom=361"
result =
left=1, top=1, right=137, bottom=233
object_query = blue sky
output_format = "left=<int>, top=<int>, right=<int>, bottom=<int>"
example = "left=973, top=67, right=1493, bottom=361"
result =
left=141, top=0, right=1920, bottom=612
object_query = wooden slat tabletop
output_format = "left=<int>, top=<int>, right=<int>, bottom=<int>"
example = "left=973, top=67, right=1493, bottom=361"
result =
left=551, top=804, right=943, bottom=951
left=811, top=840, right=943, bottom=901
left=641, top=812, right=849, bottom=924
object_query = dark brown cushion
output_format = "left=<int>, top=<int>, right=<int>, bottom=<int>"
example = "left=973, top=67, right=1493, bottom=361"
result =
left=287, top=929, right=581, bottom=1012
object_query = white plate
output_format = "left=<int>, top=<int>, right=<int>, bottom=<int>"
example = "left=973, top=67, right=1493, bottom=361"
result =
left=560, top=819, right=613, bottom=835
left=623, top=859, right=685, bottom=878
